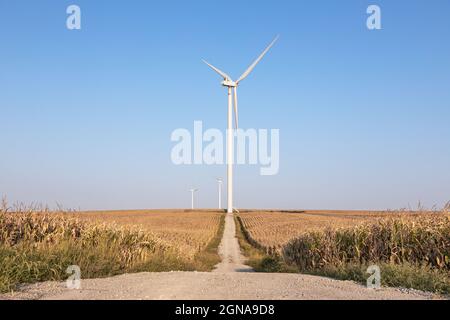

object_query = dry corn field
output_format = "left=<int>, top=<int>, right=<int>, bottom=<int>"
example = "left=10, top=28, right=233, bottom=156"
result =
left=72, top=210, right=223, bottom=259
left=238, top=209, right=450, bottom=294
left=237, top=210, right=446, bottom=254
left=283, top=214, right=450, bottom=271
left=0, top=207, right=224, bottom=292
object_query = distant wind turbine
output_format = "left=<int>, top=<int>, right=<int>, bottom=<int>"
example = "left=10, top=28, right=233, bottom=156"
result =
left=216, top=178, right=223, bottom=210
left=189, top=188, right=199, bottom=210
left=203, top=36, right=279, bottom=213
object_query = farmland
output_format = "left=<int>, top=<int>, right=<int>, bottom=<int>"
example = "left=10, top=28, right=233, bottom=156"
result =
left=237, top=210, right=396, bottom=253
left=72, top=210, right=224, bottom=259
left=237, top=209, right=450, bottom=294
left=0, top=208, right=224, bottom=293
left=2, top=205, right=449, bottom=296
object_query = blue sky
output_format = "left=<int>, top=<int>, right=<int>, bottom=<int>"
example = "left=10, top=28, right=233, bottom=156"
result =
left=0, top=0, right=449, bottom=210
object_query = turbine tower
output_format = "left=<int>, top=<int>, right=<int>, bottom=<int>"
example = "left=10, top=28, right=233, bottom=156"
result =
left=216, top=178, right=223, bottom=210
left=189, top=188, right=198, bottom=210
left=203, top=36, right=279, bottom=214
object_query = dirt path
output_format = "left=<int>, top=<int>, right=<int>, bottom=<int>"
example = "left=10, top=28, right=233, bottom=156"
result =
left=0, top=213, right=442, bottom=300
left=213, top=213, right=253, bottom=273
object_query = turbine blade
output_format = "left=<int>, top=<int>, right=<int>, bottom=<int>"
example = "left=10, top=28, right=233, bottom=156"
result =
left=236, top=35, right=279, bottom=84
left=202, top=59, right=231, bottom=80
left=233, top=87, right=239, bottom=129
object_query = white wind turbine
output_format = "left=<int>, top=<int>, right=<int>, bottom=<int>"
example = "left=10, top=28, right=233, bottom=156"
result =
left=203, top=36, right=279, bottom=214
left=216, top=178, right=223, bottom=210
left=189, top=188, right=198, bottom=210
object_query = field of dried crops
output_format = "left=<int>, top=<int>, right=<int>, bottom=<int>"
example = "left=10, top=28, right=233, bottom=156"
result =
left=237, top=210, right=441, bottom=254
left=72, top=210, right=223, bottom=259
left=0, top=207, right=224, bottom=293
left=282, top=213, right=450, bottom=293
left=237, top=209, right=450, bottom=293
left=283, top=214, right=450, bottom=271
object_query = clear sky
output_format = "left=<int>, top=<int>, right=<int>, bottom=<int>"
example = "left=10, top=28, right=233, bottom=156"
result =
left=1, top=0, right=449, bottom=210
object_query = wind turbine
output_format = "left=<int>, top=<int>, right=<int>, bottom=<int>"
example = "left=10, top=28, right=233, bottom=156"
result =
left=189, top=188, right=198, bottom=210
left=216, top=178, right=223, bottom=210
left=203, top=36, right=279, bottom=214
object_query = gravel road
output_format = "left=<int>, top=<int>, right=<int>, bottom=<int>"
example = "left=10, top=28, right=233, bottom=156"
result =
left=0, top=213, right=442, bottom=300
left=213, top=213, right=253, bottom=273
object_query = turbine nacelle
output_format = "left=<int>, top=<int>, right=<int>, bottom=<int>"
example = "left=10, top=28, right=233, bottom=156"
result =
left=221, top=79, right=237, bottom=87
